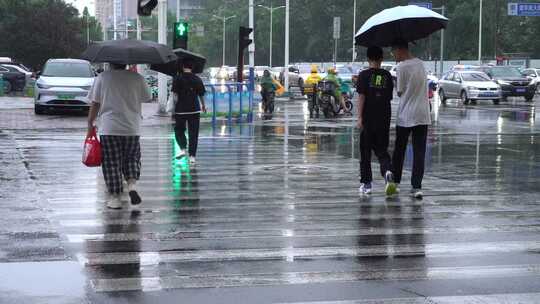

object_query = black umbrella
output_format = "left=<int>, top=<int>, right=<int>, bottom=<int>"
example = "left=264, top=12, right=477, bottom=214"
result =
left=81, top=39, right=177, bottom=65
left=150, top=48, right=207, bottom=76
left=355, top=5, right=448, bottom=47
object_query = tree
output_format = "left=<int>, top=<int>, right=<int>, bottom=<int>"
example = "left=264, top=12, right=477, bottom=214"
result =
left=82, top=6, right=103, bottom=44
left=0, top=0, right=86, bottom=70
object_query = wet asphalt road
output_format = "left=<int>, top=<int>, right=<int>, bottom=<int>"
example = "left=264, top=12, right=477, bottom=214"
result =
left=1, top=94, right=540, bottom=303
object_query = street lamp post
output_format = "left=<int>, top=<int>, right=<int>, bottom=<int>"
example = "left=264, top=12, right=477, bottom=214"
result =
left=177, top=0, right=181, bottom=22
left=257, top=4, right=285, bottom=67
left=431, top=5, right=446, bottom=77
left=284, top=0, right=290, bottom=92
left=213, top=15, right=237, bottom=66
left=352, top=0, right=356, bottom=62
left=478, top=0, right=483, bottom=64
left=85, top=14, right=90, bottom=45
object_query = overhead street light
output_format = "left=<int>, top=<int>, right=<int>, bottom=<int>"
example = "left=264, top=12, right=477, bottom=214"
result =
left=213, top=14, right=237, bottom=66
left=258, top=4, right=285, bottom=67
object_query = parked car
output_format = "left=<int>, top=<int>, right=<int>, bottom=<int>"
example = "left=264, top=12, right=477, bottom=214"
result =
left=215, top=66, right=230, bottom=80
left=0, top=64, right=26, bottom=93
left=1, top=63, right=33, bottom=83
left=438, top=71, right=501, bottom=105
left=335, top=66, right=354, bottom=83
left=475, top=66, right=536, bottom=101
left=381, top=63, right=397, bottom=80
left=520, top=68, right=540, bottom=94
left=254, top=66, right=271, bottom=79
left=0, top=57, right=13, bottom=63
left=34, top=59, right=95, bottom=115
left=279, top=65, right=303, bottom=89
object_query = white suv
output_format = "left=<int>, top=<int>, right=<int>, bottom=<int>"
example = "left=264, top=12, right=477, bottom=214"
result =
left=34, top=59, right=95, bottom=115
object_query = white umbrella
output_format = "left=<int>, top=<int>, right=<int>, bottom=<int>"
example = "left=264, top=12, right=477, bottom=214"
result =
left=355, top=5, right=448, bottom=47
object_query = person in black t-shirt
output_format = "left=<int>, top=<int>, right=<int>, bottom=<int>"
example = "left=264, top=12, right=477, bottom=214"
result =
left=171, top=59, right=207, bottom=164
left=356, top=46, right=397, bottom=196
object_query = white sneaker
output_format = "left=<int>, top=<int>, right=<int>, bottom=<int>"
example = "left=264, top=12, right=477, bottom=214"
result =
left=411, top=188, right=423, bottom=199
left=106, top=195, right=122, bottom=209
left=359, top=183, right=372, bottom=195
left=189, top=156, right=196, bottom=164
left=175, top=149, right=187, bottom=159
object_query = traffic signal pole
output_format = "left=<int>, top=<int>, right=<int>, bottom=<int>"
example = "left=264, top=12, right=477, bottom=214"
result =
left=157, top=0, right=168, bottom=114
left=249, top=0, right=255, bottom=121
left=284, top=0, right=290, bottom=93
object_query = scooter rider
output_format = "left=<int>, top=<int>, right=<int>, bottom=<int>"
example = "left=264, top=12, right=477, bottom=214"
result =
left=259, top=70, right=277, bottom=113
left=324, top=68, right=349, bottom=114
left=337, top=71, right=352, bottom=114
left=304, top=65, right=322, bottom=118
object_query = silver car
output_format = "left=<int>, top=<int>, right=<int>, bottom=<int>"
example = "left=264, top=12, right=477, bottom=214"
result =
left=34, top=59, right=95, bottom=114
left=438, top=71, right=502, bottom=105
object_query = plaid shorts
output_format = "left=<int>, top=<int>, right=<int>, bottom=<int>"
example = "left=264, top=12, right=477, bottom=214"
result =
left=100, top=135, right=141, bottom=195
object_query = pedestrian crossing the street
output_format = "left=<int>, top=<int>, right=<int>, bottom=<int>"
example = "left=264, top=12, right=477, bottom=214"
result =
left=6, top=100, right=540, bottom=303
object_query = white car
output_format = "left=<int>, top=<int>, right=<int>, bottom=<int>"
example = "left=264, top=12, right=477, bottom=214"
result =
left=34, top=59, right=95, bottom=114
left=438, top=71, right=501, bottom=105
left=521, top=68, right=540, bottom=94
left=381, top=63, right=397, bottom=79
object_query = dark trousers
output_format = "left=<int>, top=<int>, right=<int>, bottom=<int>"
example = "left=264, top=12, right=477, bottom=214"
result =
left=392, top=125, right=428, bottom=189
left=360, top=126, right=392, bottom=184
left=100, top=135, right=141, bottom=195
left=174, top=113, right=200, bottom=157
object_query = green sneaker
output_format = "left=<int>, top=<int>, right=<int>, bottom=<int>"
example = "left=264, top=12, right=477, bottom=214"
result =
left=385, top=171, right=398, bottom=196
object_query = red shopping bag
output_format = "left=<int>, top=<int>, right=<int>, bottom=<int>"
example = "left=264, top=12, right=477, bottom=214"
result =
left=82, top=127, right=102, bottom=167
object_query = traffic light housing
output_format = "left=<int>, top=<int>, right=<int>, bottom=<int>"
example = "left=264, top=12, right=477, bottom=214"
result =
left=239, top=26, right=253, bottom=52
left=137, top=0, right=158, bottom=16
left=173, top=22, right=189, bottom=50
left=237, top=26, right=253, bottom=82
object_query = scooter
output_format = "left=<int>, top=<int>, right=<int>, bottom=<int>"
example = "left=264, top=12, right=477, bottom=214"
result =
left=341, top=92, right=354, bottom=113
left=318, top=80, right=347, bottom=118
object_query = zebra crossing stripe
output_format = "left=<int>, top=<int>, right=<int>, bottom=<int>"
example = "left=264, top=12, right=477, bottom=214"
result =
left=77, top=241, right=540, bottom=266
left=273, top=292, right=540, bottom=304
left=89, top=264, right=540, bottom=292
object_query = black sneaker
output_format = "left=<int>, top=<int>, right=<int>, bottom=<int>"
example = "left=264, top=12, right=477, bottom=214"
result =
left=129, top=190, right=142, bottom=205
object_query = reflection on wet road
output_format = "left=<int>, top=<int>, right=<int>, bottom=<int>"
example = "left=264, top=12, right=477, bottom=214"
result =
left=2, top=95, right=540, bottom=303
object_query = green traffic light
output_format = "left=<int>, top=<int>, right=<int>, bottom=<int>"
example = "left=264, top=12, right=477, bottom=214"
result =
left=176, top=22, right=188, bottom=37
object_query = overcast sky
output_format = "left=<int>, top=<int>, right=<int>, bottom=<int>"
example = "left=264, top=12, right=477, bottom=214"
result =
left=66, top=0, right=95, bottom=16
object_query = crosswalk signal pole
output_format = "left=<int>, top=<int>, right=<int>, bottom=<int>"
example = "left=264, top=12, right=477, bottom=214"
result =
left=157, top=0, right=168, bottom=115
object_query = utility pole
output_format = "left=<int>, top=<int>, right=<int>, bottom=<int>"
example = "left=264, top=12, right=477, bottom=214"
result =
left=248, top=0, right=255, bottom=121
left=352, top=0, right=356, bottom=62
left=432, top=5, right=446, bottom=77
left=136, top=15, right=141, bottom=40
left=440, top=5, right=445, bottom=77
left=125, top=1, right=128, bottom=39
left=478, top=0, right=483, bottom=64
left=176, top=0, right=181, bottom=22
left=86, top=15, right=90, bottom=45
left=157, top=0, right=167, bottom=114
left=284, top=0, right=290, bottom=93
left=113, top=0, right=117, bottom=40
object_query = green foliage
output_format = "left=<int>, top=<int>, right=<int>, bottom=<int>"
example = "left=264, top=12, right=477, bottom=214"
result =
left=0, top=0, right=94, bottom=70
left=184, top=0, right=540, bottom=66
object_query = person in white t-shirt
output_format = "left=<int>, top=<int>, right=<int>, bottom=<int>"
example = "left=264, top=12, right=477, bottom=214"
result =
left=87, top=63, right=151, bottom=209
left=391, top=39, right=431, bottom=199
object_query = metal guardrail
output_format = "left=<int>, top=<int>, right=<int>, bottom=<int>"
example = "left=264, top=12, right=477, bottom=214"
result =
left=204, top=82, right=254, bottom=126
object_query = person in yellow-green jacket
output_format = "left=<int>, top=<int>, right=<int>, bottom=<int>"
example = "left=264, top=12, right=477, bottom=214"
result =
left=304, top=65, right=322, bottom=118
left=324, top=68, right=349, bottom=114
left=259, top=70, right=277, bottom=114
